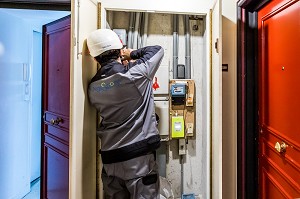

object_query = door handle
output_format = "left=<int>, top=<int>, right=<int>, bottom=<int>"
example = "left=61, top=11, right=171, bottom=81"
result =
left=50, top=117, right=63, bottom=125
left=275, top=141, right=287, bottom=153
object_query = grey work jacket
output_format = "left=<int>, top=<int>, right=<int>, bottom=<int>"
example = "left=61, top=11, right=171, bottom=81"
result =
left=88, top=45, right=164, bottom=164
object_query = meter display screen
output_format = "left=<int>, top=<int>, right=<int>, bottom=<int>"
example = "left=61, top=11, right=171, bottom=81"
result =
left=171, top=84, right=186, bottom=97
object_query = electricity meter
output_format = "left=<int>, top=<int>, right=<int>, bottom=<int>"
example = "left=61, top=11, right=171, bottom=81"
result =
left=170, top=83, right=186, bottom=105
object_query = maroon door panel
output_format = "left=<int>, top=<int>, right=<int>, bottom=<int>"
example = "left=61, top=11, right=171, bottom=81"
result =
left=258, top=0, right=300, bottom=198
left=44, top=146, right=69, bottom=199
left=44, top=18, right=70, bottom=117
left=42, top=15, right=71, bottom=199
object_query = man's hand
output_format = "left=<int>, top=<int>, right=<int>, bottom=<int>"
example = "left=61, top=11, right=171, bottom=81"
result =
left=121, top=48, right=133, bottom=61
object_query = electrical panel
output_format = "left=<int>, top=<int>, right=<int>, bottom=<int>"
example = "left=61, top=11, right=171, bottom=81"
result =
left=169, top=79, right=195, bottom=138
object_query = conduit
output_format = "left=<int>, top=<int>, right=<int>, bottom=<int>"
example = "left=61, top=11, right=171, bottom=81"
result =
left=127, top=13, right=134, bottom=48
left=128, top=12, right=147, bottom=48
left=172, top=14, right=179, bottom=79
left=133, top=12, right=141, bottom=49
left=141, top=13, right=149, bottom=47
left=137, top=13, right=143, bottom=49
left=184, top=15, right=191, bottom=79
left=180, top=155, right=184, bottom=196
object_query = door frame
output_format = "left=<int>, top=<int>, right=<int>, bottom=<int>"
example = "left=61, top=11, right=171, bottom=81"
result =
left=236, top=0, right=270, bottom=198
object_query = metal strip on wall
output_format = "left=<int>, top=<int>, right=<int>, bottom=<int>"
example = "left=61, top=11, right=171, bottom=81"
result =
left=96, top=3, right=102, bottom=199
left=209, top=8, right=213, bottom=199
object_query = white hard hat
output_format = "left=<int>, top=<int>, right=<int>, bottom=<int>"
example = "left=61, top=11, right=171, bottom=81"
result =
left=87, top=29, right=123, bottom=57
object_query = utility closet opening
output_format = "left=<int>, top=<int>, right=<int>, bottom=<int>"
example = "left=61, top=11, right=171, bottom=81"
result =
left=98, top=10, right=210, bottom=199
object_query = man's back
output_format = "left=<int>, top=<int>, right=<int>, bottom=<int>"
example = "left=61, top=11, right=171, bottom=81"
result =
left=88, top=45, right=164, bottom=164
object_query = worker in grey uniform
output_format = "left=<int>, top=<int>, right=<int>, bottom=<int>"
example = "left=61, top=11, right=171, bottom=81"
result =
left=87, top=29, right=164, bottom=199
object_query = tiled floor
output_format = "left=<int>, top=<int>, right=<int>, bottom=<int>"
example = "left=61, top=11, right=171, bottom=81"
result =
left=22, top=178, right=40, bottom=199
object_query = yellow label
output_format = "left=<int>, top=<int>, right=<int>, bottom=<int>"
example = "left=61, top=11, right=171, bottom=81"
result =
left=171, top=116, right=185, bottom=138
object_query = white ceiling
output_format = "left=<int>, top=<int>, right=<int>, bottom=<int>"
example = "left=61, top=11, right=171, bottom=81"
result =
left=0, top=8, right=70, bottom=29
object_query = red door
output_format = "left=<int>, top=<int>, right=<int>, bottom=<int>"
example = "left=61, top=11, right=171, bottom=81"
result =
left=258, top=0, right=300, bottom=198
left=42, top=15, right=71, bottom=199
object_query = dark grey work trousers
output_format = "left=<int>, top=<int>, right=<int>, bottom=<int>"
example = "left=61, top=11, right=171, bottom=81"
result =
left=102, top=153, right=160, bottom=199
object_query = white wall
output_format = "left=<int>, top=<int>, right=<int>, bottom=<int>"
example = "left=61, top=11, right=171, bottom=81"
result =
left=70, top=0, right=98, bottom=198
left=147, top=13, right=209, bottom=199
left=0, top=11, right=31, bottom=199
left=211, top=1, right=223, bottom=198
left=222, top=0, right=237, bottom=199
